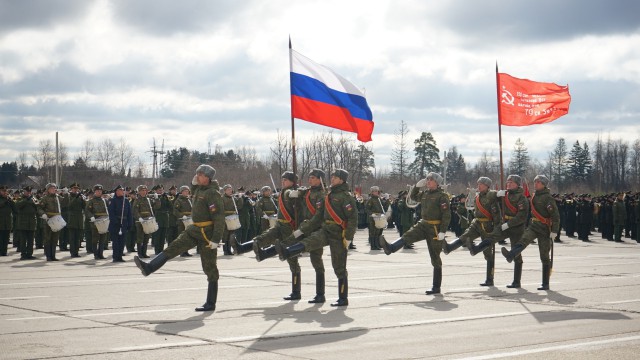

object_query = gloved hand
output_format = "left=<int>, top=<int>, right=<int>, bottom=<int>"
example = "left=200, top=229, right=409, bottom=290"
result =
left=138, top=217, right=144, bottom=222
left=501, top=222, right=509, bottom=231
left=41, top=214, right=48, bottom=220
left=293, top=229, right=304, bottom=238
left=437, top=232, right=445, bottom=241
left=497, top=190, right=506, bottom=197
left=182, top=215, right=188, bottom=220
left=192, top=175, right=198, bottom=185
left=262, top=214, right=269, bottom=220
left=62, top=187, right=69, bottom=194
left=416, top=178, right=427, bottom=188
left=90, top=216, right=96, bottom=222
left=288, top=190, right=299, bottom=198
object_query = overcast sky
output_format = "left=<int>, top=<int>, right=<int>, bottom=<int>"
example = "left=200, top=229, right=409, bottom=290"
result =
left=1, top=0, right=639, bottom=173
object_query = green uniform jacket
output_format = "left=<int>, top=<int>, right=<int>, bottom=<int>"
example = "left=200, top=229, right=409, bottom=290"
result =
left=190, top=180, right=225, bottom=243
left=410, top=186, right=451, bottom=231
left=456, top=203, right=470, bottom=229
left=530, top=188, right=560, bottom=233
left=256, top=195, right=277, bottom=219
left=0, top=195, right=14, bottom=230
left=168, top=195, right=178, bottom=226
left=365, top=195, right=384, bottom=216
left=132, top=196, right=160, bottom=220
left=85, top=196, right=109, bottom=219
left=474, top=190, right=501, bottom=228
left=502, top=187, right=529, bottom=228
left=397, top=198, right=414, bottom=230
left=173, top=195, right=193, bottom=219
left=303, top=182, right=357, bottom=240
left=61, top=193, right=85, bottom=229
left=154, top=194, right=172, bottom=228
left=14, top=196, right=37, bottom=231
left=301, top=186, right=325, bottom=221
left=37, top=193, right=63, bottom=217
left=613, top=199, right=627, bottom=225
left=222, top=194, right=244, bottom=216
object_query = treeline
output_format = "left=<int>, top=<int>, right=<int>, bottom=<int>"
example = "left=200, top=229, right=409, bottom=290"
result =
left=1, top=130, right=638, bottom=195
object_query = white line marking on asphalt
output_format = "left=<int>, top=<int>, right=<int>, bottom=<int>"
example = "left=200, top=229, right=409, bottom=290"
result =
left=0, top=296, right=50, bottom=300
left=111, top=340, right=208, bottom=352
left=138, top=284, right=260, bottom=293
left=0, top=275, right=200, bottom=286
left=604, top=299, right=640, bottom=304
left=401, top=311, right=529, bottom=326
left=7, top=308, right=189, bottom=321
left=456, top=334, right=640, bottom=360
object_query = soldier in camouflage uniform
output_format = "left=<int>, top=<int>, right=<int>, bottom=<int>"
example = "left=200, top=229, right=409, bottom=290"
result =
left=232, top=172, right=302, bottom=301
left=132, top=185, right=160, bottom=258
left=380, top=172, right=451, bottom=295
left=135, top=165, right=225, bottom=312
left=37, top=183, right=65, bottom=261
left=277, top=169, right=357, bottom=307
left=366, top=186, right=384, bottom=250
left=255, top=186, right=278, bottom=233
left=15, top=186, right=38, bottom=260
left=61, top=183, right=85, bottom=258
left=85, top=184, right=110, bottom=260
left=173, top=185, right=193, bottom=257
left=220, top=184, right=243, bottom=255
left=441, top=177, right=501, bottom=287
left=0, top=185, right=15, bottom=256
left=501, top=175, right=560, bottom=291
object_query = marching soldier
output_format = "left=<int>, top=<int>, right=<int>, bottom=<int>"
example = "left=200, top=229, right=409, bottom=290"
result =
left=484, top=175, right=529, bottom=288
left=255, top=186, right=277, bottom=233
left=380, top=172, right=451, bottom=295
left=441, top=177, right=501, bottom=287
left=62, top=183, right=85, bottom=257
left=151, top=185, right=171, bottom=254
left=0, top=185, right=15, bottom=256
left=108, top=185, right=133, bottom=262
left=37, top=183, right=65, bottom=261
left=277, top=169, right=357, bottom=306
left=366, top=186, right=384, bottom=250
left=501, top=175, right=560, bottom=291
left=173, top=185, right=193, bottom=257
left=85, top=185, right=110, bottom=260
left=221, top=184, right=243, bottom=255
left=15, top=186, right=38, bottom=260
left=134, top=165, right=225, bottom=312
left=232, top=172, right=302, bottom=301
left=132, top=185, right=159, bottom=258
left=613, top=192, right=627, bottom=243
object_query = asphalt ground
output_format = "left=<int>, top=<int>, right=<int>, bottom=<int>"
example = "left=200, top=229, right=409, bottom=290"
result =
left=1, top=229, right=640, bottom=359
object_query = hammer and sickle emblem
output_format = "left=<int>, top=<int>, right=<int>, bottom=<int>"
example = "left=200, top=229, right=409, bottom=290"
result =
left=501, top=85, right=515, bottom=106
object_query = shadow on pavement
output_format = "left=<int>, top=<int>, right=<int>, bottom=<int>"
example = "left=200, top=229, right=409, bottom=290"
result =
left=380, top=297, right=459, bottom=312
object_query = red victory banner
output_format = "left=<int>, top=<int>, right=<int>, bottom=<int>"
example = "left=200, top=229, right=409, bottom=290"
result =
left=497, top=73, right=571, bottom=126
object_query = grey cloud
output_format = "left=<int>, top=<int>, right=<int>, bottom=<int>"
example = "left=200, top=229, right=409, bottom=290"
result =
left=0, top=0, right=92, bottom=35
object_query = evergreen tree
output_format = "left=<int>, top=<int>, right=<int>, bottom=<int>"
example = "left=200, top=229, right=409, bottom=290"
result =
left=550, top=138, right=568, bottom=190
left=408, top=132, right=441, bottom=179
left=445, top=146, right=467, bottom=184
left=508, top=138, right=530, bottom=176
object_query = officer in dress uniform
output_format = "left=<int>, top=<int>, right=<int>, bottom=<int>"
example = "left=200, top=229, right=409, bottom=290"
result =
left=613, top=192, right=627, bottom=243
left=0, top=185, right=15, bottom=256
left=501, top=175, right=560, bottom=291
left=134, top=165, right=225, bottom=312
left=15, top=186, right=37, bottom=260
left=277, top=169, right=357, bottom=306
left=85, top=184, right=110, bottom=260
left=380, top=172, right=451, bottom=295
left=62, top=183, right=85, bottom=258
left=173, top=185, right=193, bottom=257
left=37, top=183, right=65, bottom=261
left=366, top=186, right=384, bottom=250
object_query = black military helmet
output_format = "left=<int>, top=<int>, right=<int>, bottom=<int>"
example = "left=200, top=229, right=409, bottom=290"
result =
left=281, top=171, right=298, bottom=183
left=331, top=169, right=349, bottom=182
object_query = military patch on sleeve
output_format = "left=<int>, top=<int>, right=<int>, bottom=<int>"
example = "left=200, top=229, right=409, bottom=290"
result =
left=441, top=202, right=448, bottom=210
left=316, top=201, right=322, bottom=209
left=345, top=203, right=353, bottom=211
left=209, top=203, right=217, bottom=213
left=546, top=204, right=553, bottom=211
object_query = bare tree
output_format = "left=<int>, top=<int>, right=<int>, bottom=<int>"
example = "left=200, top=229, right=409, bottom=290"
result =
left=96, top=139, right=117, bottom=173
left=390, top=120, right=410, bottom=183
left=32, top=139, right=55, bottom=181
left=115, top=138, right=134, bottom=176
left=79, top=140, right=95, bottom=168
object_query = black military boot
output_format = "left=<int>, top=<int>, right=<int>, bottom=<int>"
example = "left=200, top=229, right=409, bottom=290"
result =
left=276, top=242, right=305, bottom=261
left=140, top=242, right=150, bottom=258
left=195, top=281, right=218, bottom=312
left=507, top=262, right=522, bottom=288
left=442, top=238, right=463, bottom=255
left=480, top=260, right=494, bottom=286
left=255, top=245, right=278, bottom=262
left=380, top=235, right=405, bottom=255
left=501, top=243, right=526, bottom=263
left=44, top=243, right=51, bottom=261
left=231, top=236, right=254, bottom=255
left=426, top=267, right=442, bottom=295
left=284, top=272, right=302, bottom=300
left=470, top=239, right=492, bottom=256
left=348, top=242, right=357, bottom=250
left=50, top=243, right=59, bottom=261
left=330, top=278, right=348, bottom=306
left=371, top=235, right=381, bottom=250
left=223, top=241, right=233, bottom=255
left=537, top=264, right=550, bottom=290
left=308, top=272, right=326, bottom=303
left=134, top=252, right=168, bottom=276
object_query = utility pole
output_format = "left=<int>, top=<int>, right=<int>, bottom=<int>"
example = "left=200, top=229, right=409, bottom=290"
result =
left=148, top=138, right=165, bottom=184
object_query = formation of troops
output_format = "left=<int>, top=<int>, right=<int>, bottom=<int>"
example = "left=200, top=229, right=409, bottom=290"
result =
left=1, top=165, right=639, bottom=312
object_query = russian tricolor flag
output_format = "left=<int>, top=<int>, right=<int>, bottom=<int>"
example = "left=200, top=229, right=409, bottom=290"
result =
left=290, top=49, right=374, bottom=142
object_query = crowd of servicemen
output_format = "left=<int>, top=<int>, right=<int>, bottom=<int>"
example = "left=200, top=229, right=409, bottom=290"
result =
left=1, top=165, right=638, bottom=312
